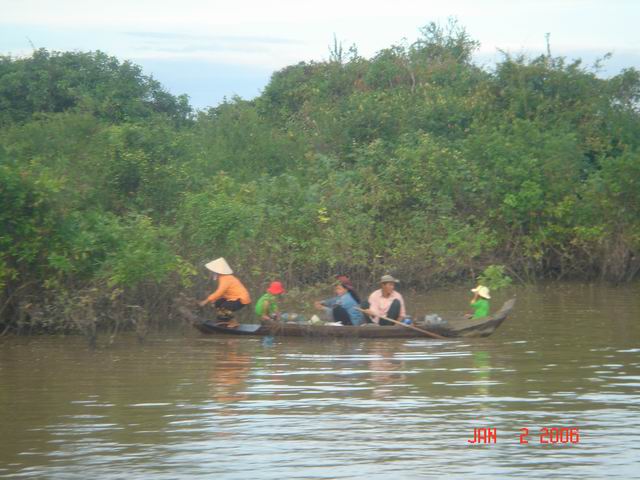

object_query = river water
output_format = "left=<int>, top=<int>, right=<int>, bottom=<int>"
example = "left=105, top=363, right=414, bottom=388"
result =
left=1, top=282, right=639, bottom=479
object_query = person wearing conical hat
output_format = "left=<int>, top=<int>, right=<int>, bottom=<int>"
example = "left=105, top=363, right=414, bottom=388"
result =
left=198, top=257, right=251, bottom=328
left=467, top=285, right=491, bottom=319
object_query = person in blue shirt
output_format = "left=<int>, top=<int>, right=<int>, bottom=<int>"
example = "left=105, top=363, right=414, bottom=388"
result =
left=314, top=275, right=364, bottom=326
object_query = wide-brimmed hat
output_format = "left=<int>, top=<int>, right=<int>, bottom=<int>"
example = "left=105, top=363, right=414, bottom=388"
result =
left=267, top=281, right=286, bottom=295
left=471, top=285, right=491, bottom=299
left=380, top=274, right=399, bottom=284
left=205, top=257, right=233, bottom=274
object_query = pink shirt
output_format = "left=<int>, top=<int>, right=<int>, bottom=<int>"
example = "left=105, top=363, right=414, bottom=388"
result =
left=367, top=289, right=406, bottom=324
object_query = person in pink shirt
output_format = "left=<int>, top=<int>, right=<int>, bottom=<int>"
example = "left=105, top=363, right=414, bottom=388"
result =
left=361, top=275, right=407, bottom=325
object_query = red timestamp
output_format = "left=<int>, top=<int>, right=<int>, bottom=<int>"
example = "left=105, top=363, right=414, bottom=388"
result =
left=520, top=427, right=580, bottom=444
left=467, top=427, right=580, bottom=444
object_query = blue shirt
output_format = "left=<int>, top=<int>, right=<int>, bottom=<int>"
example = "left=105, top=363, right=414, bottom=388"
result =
left=321, top=292, right=364, bottom=326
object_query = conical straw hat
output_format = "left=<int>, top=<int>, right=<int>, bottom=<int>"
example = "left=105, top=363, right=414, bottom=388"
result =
left=205, top=257, right=233, bottom=274
left=471, top=285, right=491, bottom=299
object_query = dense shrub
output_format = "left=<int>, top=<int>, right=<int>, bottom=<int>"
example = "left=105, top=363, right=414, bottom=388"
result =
left=2, top=22, right=639, bottom=332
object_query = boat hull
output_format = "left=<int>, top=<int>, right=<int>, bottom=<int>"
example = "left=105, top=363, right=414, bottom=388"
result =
left=181, top=298, right=514, bottom=339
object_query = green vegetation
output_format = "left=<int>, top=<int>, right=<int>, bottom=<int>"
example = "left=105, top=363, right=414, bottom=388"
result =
left=1, top=22, right=639, bottom=334
left=477, top=265, right=512, bottom=292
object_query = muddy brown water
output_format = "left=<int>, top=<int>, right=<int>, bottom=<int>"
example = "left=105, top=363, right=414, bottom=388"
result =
left=1, top=282, right=639, bottom=479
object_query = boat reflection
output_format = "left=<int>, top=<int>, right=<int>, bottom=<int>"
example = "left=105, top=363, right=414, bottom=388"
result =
left=209, top=339, right=252, bottom=405
left=367, top=343, right=407, bottom=400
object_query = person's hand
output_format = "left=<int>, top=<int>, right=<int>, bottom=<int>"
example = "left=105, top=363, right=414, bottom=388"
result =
left=361, top=308, right=373, bottom=316
left=261, top=314, right=272, bottom=321
left=470, top=293, right=479, bottom=305
left=314, top=301, right=324, bottom=310
left=198, top=299, right=208, bottom=307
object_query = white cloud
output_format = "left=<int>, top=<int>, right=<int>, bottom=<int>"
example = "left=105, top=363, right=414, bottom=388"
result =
left=2, top=0, right=482, bottom=28
left=2, top=0, right=638, bottom=103
left=3, top=0, right=638, bottom=63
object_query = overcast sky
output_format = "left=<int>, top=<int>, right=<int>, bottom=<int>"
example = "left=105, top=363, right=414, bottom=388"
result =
left=2, top=0, right=639, bottom=109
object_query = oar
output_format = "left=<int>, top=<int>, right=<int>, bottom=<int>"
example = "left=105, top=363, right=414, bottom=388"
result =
left=356, top=307, right=447, bottom=339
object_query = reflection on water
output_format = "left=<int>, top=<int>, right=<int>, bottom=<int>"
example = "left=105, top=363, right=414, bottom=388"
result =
left=368, top=344, right=407, bottom=400
left=210, top=340, right=251, bottom=405
left=1, top=282, right=639, bottom=478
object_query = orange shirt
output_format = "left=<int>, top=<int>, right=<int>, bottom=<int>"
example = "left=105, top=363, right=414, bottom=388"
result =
left=206, top=275, right=251, bottom=305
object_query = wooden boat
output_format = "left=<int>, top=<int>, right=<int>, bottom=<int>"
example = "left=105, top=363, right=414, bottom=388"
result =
left=180, top=298, right=515, bottom=339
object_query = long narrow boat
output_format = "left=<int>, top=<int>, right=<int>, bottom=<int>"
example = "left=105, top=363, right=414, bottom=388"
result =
left=181, top=298, right=515, bottom=339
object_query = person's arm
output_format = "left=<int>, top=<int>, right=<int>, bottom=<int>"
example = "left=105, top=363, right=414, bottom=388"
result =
left=359, top=293, right=374, bottom=316
left=316, top=296, right=337, bottom=310
left=199, top=277, right=228, bottom=306
left=470, top=292, right=479, bottom=305
left=314, top=298, right=328, bottom=310
left=261, top=299, right=272, bottom=320
left=465, top=293, right=480, bottom=317
left=363, top=292, right=380, bottom=323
